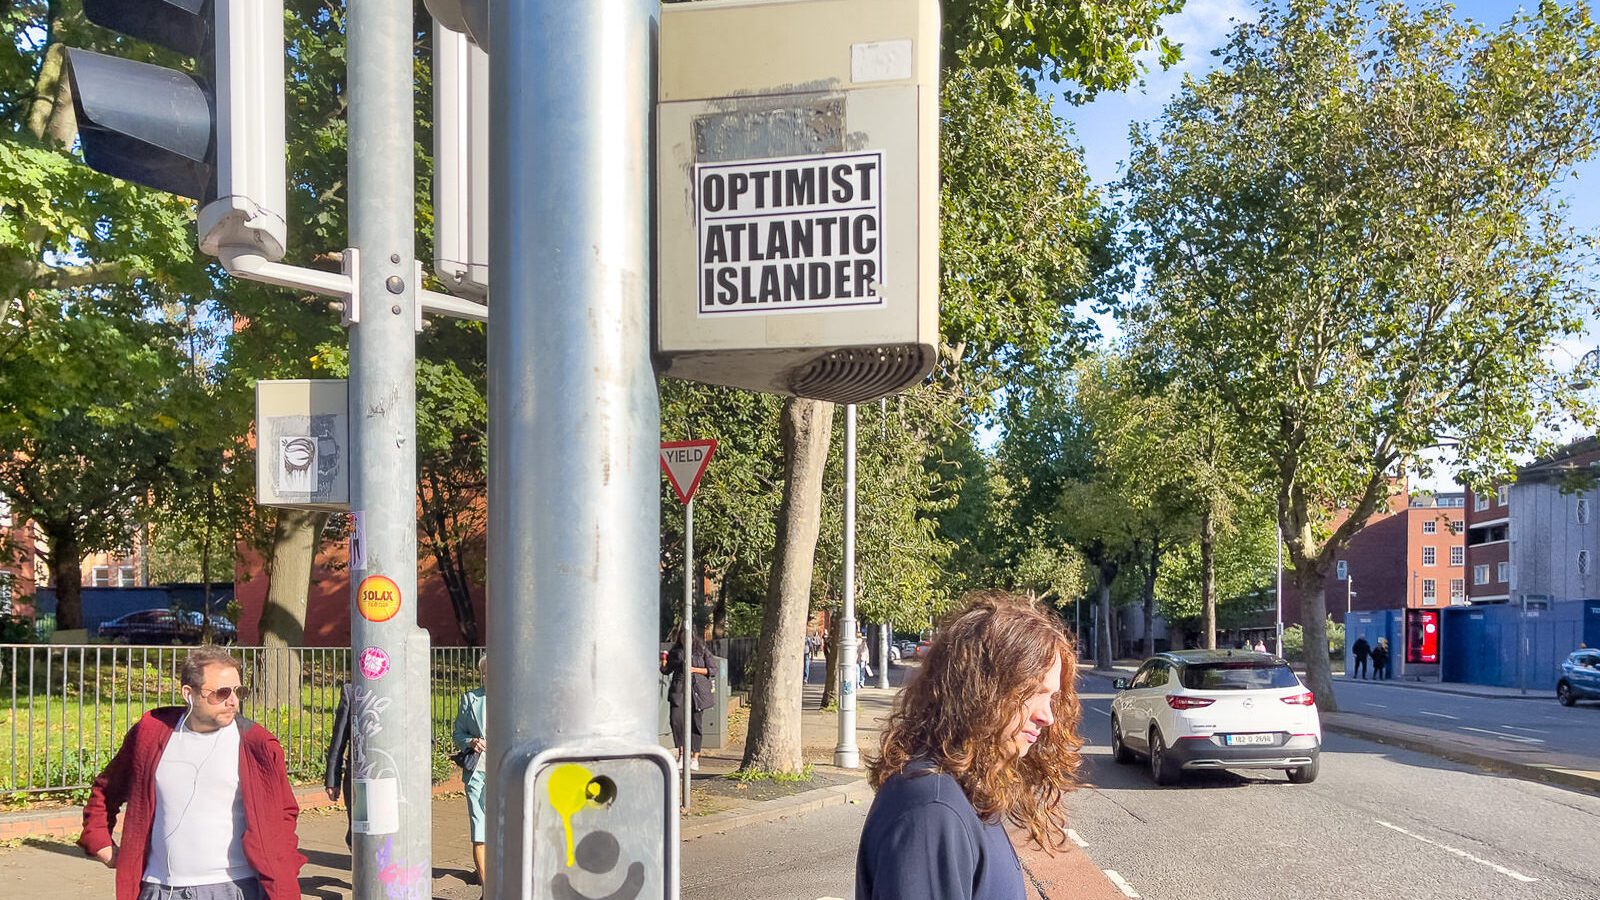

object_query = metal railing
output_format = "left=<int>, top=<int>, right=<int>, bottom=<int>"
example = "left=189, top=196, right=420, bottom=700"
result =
left=0, top=644, right=483, bottom=796
left=711, top=636, right=759, bottom=689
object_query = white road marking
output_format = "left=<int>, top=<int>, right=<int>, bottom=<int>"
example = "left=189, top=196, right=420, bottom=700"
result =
left=1091, top=707, right=1112, bottom=716
left=1374, top=820, right=1538, bottom=884
left=1459, top=726, right=1545, bottom=744
left=1418, top=711, right=1458, bottom=720
left=1500, top=724, right=1550, bottom=734
left=1066, top=828, right=1089, bottom=848
left=1363, top=702, right=1388, bottom=709
left=1104, top=870, right=1142, bottom=898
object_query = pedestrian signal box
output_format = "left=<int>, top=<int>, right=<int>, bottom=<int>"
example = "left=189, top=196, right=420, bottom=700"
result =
left=504, top=743, right=678, bottom=900
left=655, top=0, right=940, bottom=404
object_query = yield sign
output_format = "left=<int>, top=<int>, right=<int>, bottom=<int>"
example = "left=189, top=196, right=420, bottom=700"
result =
left=660, top=439, right=717, bottom=505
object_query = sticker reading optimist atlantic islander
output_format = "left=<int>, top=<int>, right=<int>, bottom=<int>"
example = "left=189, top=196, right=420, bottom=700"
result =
left=357, top=575, right=402, bottom=623
left=358, top=646, right=390, bottom=680
left=696, top=150, right=885, bottom=316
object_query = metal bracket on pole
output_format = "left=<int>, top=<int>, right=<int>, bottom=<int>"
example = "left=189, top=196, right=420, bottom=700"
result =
left=219, top=245, right=357, bottom=303
left=417, top=261, right=489, bottom=324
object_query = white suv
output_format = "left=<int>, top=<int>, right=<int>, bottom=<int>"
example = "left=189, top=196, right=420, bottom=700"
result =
left=1109, top=650, right=1321, bottom=786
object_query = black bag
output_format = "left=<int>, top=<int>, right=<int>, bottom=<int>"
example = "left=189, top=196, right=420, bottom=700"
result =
left=450, top=747, right=481, bottom=771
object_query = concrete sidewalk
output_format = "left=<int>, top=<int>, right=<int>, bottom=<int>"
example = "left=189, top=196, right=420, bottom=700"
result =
left=0, top=664, right=1126, bottom=899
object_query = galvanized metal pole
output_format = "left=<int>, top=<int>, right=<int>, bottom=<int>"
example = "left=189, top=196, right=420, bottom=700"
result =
left=835, top=404, right=859, bottom=769
left=682, top=500, right=693, bottom=808
left=486, top=0, right=660, bottom=896
left=876, top=621, right=889, bottom=689
left=346, top=0, right=426, bottom=896
left=1275, top=522, right=1284, bottom=658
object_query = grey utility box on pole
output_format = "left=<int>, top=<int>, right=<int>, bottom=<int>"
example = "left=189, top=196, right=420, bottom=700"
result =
left=433, top=24, right=490, bottom=299
left=655, top=0, right=941, bottom=404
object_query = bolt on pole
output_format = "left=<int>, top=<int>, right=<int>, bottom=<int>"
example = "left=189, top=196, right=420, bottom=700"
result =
left=835, top=403, right=859, bottom=769
left=345, top=0, right=428, bottom=896
left=485, top=0, right=662, bottom=896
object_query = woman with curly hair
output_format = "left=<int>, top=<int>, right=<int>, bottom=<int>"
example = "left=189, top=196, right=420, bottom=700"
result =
left=855, top=591, right=1085, bottom=900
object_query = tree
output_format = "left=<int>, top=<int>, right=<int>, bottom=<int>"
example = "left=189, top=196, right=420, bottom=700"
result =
left=1123, top=0, right=1600, bottom=709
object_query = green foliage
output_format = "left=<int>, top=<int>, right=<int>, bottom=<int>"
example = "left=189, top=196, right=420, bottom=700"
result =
left=942, top=0, right=1186, bottom=96
left=1282, top=618, right=1344, bottom=661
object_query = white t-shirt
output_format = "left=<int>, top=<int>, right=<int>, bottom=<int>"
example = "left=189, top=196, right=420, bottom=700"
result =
left=144, top=719, right=254, bottom=886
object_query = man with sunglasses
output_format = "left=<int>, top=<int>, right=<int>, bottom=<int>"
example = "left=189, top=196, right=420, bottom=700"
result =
left=80, top=645, right=306, bottom=900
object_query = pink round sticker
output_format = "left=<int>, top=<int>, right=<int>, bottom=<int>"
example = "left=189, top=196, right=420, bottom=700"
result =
left=359, top=647, right=390, bottom=680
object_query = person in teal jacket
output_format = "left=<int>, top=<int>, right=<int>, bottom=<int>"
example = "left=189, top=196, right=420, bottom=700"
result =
left=453, top=654, right=488, bottom=887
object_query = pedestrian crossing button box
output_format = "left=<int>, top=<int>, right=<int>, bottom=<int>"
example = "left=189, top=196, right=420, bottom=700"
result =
left=655, top=0, right=940, bottom=404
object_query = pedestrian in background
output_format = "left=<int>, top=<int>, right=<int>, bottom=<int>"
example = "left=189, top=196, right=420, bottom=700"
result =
left=1372, top=638, right=1391, bottom=680
left=80, top=645, right=305, bottom=900
left=803, top=632, right=814, bottom=684
left=452, top=654, right=489, bottom=888
left=323, top=680, right=355, bottom=847
left=1351, top=636, right=1371, bottom=680
left=664, top=629, right=715, bottom=772
left=856, top=591, right=1085, bottom=900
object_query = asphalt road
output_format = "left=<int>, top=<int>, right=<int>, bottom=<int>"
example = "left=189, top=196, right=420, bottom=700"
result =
left=1325, top=678, right=1600, bottom=761
left=1069, top=678, right=1600, bottom=900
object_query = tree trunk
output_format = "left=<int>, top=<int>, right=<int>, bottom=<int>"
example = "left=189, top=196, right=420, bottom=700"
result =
left=256, top=508, right=327, bottom=710
left=742, top=397, right=834, bottom=774
left=1201, top=504, right=1217, bottom=650
left=43, top=525, right=83, bottom=630
left=1095, top=563, right=1115, bottom=671
left=418, top=471, right=481, bottom=645
left=1142, top=542, right=1158, bottom=658
left=1293, top=566, right=1337, bottom=712
left=709, top=571, right=727, bottom=640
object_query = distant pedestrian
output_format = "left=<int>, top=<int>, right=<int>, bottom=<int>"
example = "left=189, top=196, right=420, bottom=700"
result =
left=1371, top=638, right=1390, bottom=680
left=803, top=632, right=814, bottom=684
left=323, top=680, right=355, bottom=847
left=664, top=629, right=715, bottom=772
left=80, top=645, right=305, bottom=900
left=856, top=591, right=1085, bottom=900
left=1352, top=637, right=1371, bottom=680
left=452, top=654, right=489, bottom=887
left=1253, top=639, right=1267, bottom=653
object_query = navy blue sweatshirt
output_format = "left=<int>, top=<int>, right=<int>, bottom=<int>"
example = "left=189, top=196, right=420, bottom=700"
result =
left=855, top=764, right=1025, bottom=900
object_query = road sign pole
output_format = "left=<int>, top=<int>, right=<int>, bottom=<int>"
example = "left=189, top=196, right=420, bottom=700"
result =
left=835, top=404, right=859, bottom=769
left=345, top=0, right=426, bottom=896
left=682, top=498, right=694, bottom=809
left=487, top=0, right=660, bottom=896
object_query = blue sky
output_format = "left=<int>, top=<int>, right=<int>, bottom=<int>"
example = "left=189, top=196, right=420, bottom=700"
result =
left=1049, top=0, right=1600, bottom=489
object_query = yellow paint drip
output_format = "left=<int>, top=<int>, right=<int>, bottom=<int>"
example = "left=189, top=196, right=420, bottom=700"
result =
left=546, top=763, right=594, bottom=867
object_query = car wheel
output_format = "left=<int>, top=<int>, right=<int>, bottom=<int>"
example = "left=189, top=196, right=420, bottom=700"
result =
left=1287, top=754, right=1319, bottom=784
left=1558, top=681, right=1576, bottom=707
left=1149, top=729, right=1181, bottom=786
left=1111, top=717, right=1134, bottom=764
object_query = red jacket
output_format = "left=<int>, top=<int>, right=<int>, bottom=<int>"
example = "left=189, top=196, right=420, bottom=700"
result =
left=79, top=707, right=306, bottom=900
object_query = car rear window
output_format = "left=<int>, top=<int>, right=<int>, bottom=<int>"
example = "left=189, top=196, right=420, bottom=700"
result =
left=1180, top=662, right=1300, bottom=691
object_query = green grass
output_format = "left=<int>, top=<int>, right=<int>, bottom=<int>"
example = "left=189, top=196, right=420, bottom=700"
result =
left=726, top=763, right=815, bottom=784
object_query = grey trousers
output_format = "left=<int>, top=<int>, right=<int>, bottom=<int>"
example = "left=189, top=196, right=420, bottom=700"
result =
left=137, top=877, right=262, bottom=900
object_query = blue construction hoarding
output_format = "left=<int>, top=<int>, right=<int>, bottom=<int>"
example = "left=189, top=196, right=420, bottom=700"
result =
left=1436, top=600, right=1589, bottom=690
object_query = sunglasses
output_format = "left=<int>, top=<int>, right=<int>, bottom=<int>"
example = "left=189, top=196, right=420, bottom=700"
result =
left=200, top=686, right=251, bottom=703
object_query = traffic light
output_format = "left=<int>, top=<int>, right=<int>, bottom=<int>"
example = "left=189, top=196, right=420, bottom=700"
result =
left=432, top=22, right=490, bottom=299
left=65, top=0, right=288, bottom=261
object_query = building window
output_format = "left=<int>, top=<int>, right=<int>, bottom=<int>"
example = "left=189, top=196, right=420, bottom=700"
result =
left=1450, top=579, right=1465, bottom=602
left=1498, top=561, right=1510, bottom=583
left=0, top=495, right=10, bottom=528
left=1422, top=579, right=1437, bottom=604
left=1474, top=564, right=1490, bottom=585
left=1450, top=520, right=1464, bottom=535
left=1450, top=546, right=1463, bottom=566
left=0, top=571, right=11, bottom=615
left=1579, top=496, right=1591, bottom=526
left=1422, top=546, right=1436, bottom=566
left=1336, top=560, right=1348, bottom=581
left=1422, top=520, right=1437, bottom=534
left=91, top=567, right=110, bottom=587
left=1580, top=551, right=1591, bottom=577
left=1496, top=486, right=1509, bottom=507
left=1474, top=493, right=1490, bottom=512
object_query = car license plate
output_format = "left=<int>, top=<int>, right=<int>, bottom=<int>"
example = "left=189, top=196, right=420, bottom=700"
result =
left=1225, top=733, right=1275, bottom=746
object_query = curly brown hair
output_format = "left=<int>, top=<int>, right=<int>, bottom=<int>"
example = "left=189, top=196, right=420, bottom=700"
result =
left=867, top=590, right=1084, bottom=852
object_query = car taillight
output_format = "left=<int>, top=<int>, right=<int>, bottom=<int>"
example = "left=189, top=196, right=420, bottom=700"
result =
left=1280, top=691, right=1315, bottom=706
left=1166, top=695, right=1215, bottom=709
